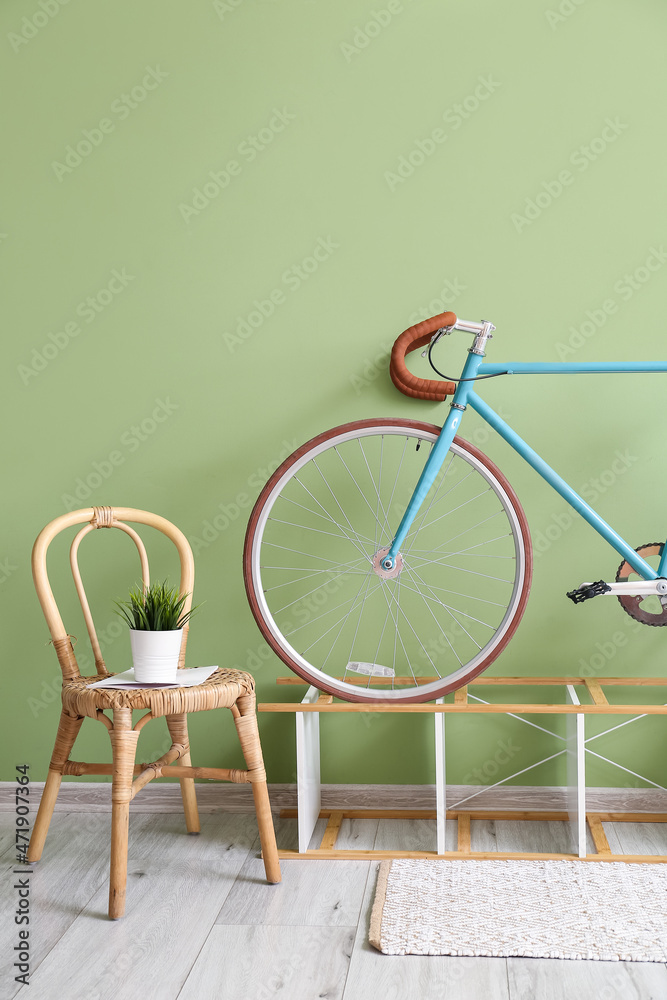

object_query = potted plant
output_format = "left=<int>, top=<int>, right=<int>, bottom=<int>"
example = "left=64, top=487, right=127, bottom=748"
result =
left=115, top=580, right=199, bottom=684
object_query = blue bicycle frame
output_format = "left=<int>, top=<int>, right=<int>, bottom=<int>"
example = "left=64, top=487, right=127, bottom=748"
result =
left=385, top=335, right=667, bottom=582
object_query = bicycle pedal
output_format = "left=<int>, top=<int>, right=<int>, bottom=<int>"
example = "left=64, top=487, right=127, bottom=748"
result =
left=566, top=580, right=612, bottom=604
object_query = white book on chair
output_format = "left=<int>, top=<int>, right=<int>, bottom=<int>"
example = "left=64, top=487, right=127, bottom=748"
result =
left=88, top=665, right=219, bottom=689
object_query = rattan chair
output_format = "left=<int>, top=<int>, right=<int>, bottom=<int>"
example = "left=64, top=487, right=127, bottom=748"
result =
left=27, top=505, right=280, bottom=918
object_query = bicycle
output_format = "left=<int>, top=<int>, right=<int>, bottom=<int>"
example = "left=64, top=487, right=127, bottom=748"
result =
left=244, top=312, right=667, bottom=703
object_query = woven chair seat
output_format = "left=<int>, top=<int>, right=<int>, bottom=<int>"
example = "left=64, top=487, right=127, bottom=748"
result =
left=61, top=667, right=255, bottom=720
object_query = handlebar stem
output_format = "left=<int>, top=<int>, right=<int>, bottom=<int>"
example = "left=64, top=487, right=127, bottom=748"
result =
left=470, top=320, right=496, bottom=355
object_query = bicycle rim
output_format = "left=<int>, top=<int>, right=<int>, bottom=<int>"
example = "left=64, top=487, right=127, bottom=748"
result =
left=244, top=418, right=532, bottom=702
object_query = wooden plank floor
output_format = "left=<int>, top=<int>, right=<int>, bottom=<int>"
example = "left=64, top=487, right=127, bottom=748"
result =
left=2, top=813, right=667, bottom=1000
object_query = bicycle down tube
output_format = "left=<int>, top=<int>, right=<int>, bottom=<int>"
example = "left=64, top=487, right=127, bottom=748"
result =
left=385, top=349, right=667, bottom=582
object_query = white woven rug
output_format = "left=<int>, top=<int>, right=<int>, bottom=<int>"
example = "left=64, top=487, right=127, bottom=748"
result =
left=369, top=859, right=667, bottom=961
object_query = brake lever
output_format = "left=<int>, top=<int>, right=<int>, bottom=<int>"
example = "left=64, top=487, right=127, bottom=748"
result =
left=421, top=326, right=453, bottom=357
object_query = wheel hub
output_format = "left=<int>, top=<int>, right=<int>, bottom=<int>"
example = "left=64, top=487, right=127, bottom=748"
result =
left=372, top=546, right=403, bottom=580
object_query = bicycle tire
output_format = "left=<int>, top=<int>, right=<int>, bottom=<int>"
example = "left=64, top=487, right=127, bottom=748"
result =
left=244, top=418, right=532, bottom=703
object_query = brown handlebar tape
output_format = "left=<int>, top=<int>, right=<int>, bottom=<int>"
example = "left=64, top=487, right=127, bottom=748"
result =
left=389, top=312, right=457, bottom=401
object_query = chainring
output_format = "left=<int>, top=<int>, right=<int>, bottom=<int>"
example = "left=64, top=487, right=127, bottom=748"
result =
left=616, top=542, right=667, bottom=626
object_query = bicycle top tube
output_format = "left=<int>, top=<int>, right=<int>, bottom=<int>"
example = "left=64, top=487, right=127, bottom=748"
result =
left=479, top=361, right=667, bottom=375
left=443, top=317, right=667, bottom=376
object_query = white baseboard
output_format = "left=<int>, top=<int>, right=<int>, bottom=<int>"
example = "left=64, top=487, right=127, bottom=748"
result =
left=1, top=781, right=665, bottom=814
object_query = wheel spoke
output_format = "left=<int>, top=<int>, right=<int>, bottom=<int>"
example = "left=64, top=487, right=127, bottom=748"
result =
left=276, top=494, right=377, bottom=545
left=369, top=595, right=395, bottom=688
left=406, top=554, right=514, bottom=584
left=310, top=458, right=374, bottom=555
left=293, top=474, right=369, bottom=559
left=375, top=577, right=419, bottom=686
left=375, top=436, right=384, bottom=551
left=377, top=578, right=442, bottom=676
left=405, top=563, right=483, bottom=650
left=262, top=541, right=370, bottom=569
left=272, top=565, right=367, bottom=616
left=404, top=487, right=492, bottom=542
left=395, top=579, right=498, bottom=629
left=382, top=435, right=410, bottom=542
left=263, top=559, right=368, bottom=592
left=268, top=515, right=377, bottom=546
left=322, top=572, right=376, bottom=671
left=296, top=581, right=384, bottom=651
left=262, top=565, right=370, bottom=575
left=392, top=579, right=507, bottom=608
left=408, top=509, right=505, bottom=554
left=357, top=437, right=391, bottom=548
left=333, top=446, right=395, bottom=542
left=343, top=573, right=377, bottom=680
left=410, top=533, right=515, bottom=561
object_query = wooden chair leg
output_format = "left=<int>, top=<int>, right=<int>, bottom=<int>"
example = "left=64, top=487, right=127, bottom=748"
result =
left=234, top=694, right=281, bottom=884
left=28, top=710, right=84, bottom=863
left=166, top=713, right=200, bottom=834
left=109, top=707, right=140, bottom=919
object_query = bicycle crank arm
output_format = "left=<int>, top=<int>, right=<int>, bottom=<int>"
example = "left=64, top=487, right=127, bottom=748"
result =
left=568, top=579, right=667, bottom=604
left=596, top=580, right=667, bottom=596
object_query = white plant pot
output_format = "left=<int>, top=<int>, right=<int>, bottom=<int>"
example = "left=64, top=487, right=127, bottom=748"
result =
left=130, top=629, right=183, bottom=684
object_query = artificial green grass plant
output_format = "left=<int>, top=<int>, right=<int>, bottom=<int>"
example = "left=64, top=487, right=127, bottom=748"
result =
left=114, top=580, right=199, bottom=631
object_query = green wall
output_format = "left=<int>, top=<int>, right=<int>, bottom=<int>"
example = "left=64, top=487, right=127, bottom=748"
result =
left=3, top=0, right=667, bottom=791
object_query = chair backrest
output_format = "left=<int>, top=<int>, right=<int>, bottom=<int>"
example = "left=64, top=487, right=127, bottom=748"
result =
left=32, top=506, right=195, bottom=681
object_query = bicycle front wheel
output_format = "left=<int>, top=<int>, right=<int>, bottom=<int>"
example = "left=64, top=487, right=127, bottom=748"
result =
left=244, top=418, right=532, bottom=702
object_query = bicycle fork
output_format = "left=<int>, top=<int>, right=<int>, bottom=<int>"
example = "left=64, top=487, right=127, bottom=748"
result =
left=379, top=325, right=491, bottom=575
